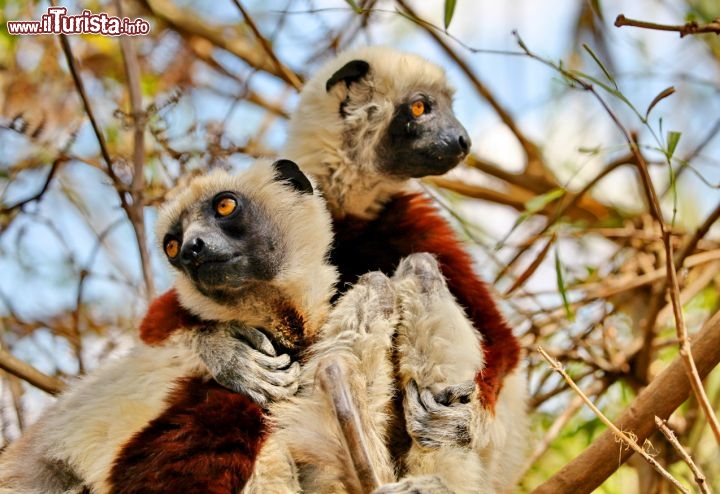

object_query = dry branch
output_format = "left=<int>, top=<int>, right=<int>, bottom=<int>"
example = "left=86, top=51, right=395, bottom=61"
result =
left=538, top=347, right=689, bottom=494
left=615, top=14, right=720, bottom=38
left=654, top=417, right=710, bottom=494
left=142, top=0, right=302, bottom=87
left=532, top=310, right=720, bottom=494
left=116, top=0, right=155, bottom=300
left=0, top=348, right=66, bottom=396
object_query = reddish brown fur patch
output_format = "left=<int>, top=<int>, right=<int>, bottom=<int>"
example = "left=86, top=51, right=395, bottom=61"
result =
left=331, top=193, right=520, bottom=412
left=109, top=377, right=267, bottom=494
left=139, top=289, right=201, bottom=345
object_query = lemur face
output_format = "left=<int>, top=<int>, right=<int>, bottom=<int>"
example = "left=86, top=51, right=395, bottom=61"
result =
left=380, top=90, right=470, bottom=178
left=160, top=160, right=314, bottom=302
left=326, top=56, right=471, bottom=179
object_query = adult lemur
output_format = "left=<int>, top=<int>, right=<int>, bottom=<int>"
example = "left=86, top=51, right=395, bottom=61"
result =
left=286, top=46, right=528, bottom=493
left=139, top=47, right=528, bottom=493
left=0, top=159, right=343, bottom=493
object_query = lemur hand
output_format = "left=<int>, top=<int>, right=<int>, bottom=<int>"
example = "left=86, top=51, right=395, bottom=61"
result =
left=372, top=475, right=453, bottom=494
left=196, top=322, right=300, bottom=407
left=404, top=379, right=475, bottom=448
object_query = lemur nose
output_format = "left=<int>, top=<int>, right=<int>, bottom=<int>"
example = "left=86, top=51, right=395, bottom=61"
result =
left=458, top=134, right=471, bottom=155
left=180, top=237, right=205, bottom=265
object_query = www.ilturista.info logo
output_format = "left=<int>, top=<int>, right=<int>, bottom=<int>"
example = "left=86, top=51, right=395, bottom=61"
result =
left=7, top=7, right=150, bottom=36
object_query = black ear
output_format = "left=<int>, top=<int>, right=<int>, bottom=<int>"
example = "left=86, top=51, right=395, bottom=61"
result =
left=272, top=159, right=313, bottom=195
left=325, top=60, right=370, bottom=92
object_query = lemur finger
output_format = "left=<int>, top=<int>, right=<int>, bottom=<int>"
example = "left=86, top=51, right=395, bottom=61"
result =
left=434, top=381, right=475, bottom=406
left=258, top=360, right=300, bottom=387
left=419, top=387, right=442, bottom=412
left=229, top=323, right=277, bottom=356
left=404, top=379, right=427, bottom=411
left=252, top=350, right=292, bottom=371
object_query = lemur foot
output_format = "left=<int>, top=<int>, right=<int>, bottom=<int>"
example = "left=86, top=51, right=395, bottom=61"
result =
left=404, top=379, right=474, bottom=448
left=393, top=252, right=446, bottom=295
left=196, top=322, right=300, bottom=407
left=324, top=271, right=397, bottom=338
left=372, top=475, right=453, bottom=494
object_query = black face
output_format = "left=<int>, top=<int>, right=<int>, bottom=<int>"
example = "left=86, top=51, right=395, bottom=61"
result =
left=162, top=160, right=311, bottom=303
left=163, top=191, right=284, bottom=303
left=377, top=92, right=471, bottom=178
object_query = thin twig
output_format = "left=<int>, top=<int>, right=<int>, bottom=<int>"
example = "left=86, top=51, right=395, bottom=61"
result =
left=232, top=0, right=303, bottom=91
left=515, top=33, right=720, bottom=444
left=395, top=0, right=553, bottom=183
left=115, top=0, right=155, bottom=299
left=663, top=236, right=720, bottom=443
left=654, top=416, right=710, bottom=494
left=537, top=346, right=690, bottom=494
left=51, top=0, right=121, bottom=200
left=615, top=14, right=720, bottom=38
left=0, top=158, right=65, bottom=214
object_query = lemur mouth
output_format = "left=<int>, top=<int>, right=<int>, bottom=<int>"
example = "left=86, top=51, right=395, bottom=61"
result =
left=409, top=153, right=463, bottom=177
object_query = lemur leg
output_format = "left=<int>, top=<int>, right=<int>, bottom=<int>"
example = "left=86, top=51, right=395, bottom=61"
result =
left=268, top=272, right=398, bottom=494
left=393, top=253, right=488, bottom=494
left=193, top=322, right=301, bottom=407
left=242, top=435, right=300, bottom=494
left=476, top=370, right=528, bottom=493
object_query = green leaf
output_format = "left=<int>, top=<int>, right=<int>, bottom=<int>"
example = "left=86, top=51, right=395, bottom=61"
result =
left=666, top=131, right=682, bottom=160
left=645, top=86, right=675, bottom=120
left=524, top=188, right=565, bottom=214
left=344, top=0, right=363, bottom=14
left=583, top=44, right=616, bottom=89
left=554, top=248, right=574, bottom=321
left=443, top=0, right=457, bottom=30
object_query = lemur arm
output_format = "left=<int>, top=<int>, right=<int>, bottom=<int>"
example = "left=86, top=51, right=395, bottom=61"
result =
left=195, top=322, right=300, bottom=407
left=332, top=193, right=520, bottom=413
left=140, top=290, right=300, bottom=406
left=396, top=195, right=521, bottom=412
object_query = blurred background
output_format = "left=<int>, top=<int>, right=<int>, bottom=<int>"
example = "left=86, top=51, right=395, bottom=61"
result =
left=0, top=1, right=718, bottom=492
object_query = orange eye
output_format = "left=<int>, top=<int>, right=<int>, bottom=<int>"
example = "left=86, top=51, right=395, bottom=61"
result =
left=215, top=197, right=237, bottom=217
left=165, top=238, right=180, bottom=259
left=411, top=100, right=425, bottom=118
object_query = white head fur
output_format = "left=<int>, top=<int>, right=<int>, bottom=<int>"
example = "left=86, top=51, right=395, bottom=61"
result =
left=156, top=160, right=338, bottom=340
left=284, top=47, right=469, bottom=220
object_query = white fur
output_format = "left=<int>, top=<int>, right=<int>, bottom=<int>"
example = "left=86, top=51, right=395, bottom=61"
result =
left=284, top=47, right=453, bottom=219
left=0, top=160, right=339, bottom=494
left=248, top=272, right=398, bottom=494
left=284, top=46, right=529, bottom=493
left=0, top=335, right=204, bottom=494
left=157, top=163, right=337, bottom=334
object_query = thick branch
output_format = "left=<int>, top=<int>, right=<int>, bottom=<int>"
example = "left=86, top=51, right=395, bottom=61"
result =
left=532, top=310, right=720, bottom=494
left=0, top=348, right=66, bottom=396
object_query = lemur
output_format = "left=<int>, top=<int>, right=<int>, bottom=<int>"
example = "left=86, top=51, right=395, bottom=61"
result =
left=284, top=46, right=528, bottom=493
left=0, top=159, right=340, bottom=494
left=135, top=47, right=528, bottom=493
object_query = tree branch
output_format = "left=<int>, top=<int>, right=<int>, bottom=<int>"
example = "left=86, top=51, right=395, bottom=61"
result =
left=532, top=310, right=720, bottom=494
left=0, top=348, right=66, bottom=396
left=116, top=0, right=155, bottom=300
left=615, top=14, right=720, bottom=38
